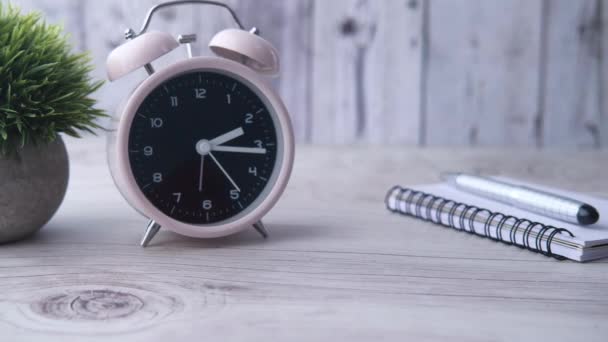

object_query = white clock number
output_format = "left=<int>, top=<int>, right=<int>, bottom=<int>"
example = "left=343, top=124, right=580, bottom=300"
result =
left=254, top=140, right=263, bottom=148
left=202, top=200, right=213, bottom=210
left=172, top=192, right=182, bottom=203
left=170, top=96, right=178, bottom=107
left=153, top=172, right=162, bottom=183
left=244, top=113, right=253, bottom=124
left=230, top=189, right=240, bottom=200
left=248, top=166, right=257, bottom=176
left=143, top=146, right=153, bottom=156
left=195, top=88, right=207, bottom=99
left=226, top=94, right=231, bottom=104
left=150, top=118, right=163, bottom=128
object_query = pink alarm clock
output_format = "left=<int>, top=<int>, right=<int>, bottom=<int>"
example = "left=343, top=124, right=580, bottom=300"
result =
left=106, top=1, right=294, bottom=246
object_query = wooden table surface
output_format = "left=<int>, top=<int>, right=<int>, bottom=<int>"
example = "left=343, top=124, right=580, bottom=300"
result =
left=1, top=136, right=608, bottom=341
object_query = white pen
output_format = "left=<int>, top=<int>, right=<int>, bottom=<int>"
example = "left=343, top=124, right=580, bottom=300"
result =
left=441, top=172, right=600, bottom=226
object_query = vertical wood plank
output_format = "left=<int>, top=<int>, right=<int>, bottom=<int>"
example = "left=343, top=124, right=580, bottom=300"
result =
left=425, top=0, right=542, bottom=147
left=280, top=0, right=314, bottom=142
left=542, top=0, right=602, bottom=148
left=311, top=0, right=359, bottom=143
left=366, top=0, right=422, bottom=144
left=236, top=0, right=314, bottom=142
left=311, top=0, right=422, bottom=144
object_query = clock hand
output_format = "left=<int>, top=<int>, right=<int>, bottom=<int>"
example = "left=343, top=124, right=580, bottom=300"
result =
left=209, top=127, right=244, bottom=146
left=211, top=146, right=267, bottom=154
left=208, top=152, right=241, bottom=192
left=198, top=155, right=204, bottom=192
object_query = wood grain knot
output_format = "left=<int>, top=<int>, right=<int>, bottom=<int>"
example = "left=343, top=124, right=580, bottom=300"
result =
left=11, top=285, right=185, bottom=334
left=340, top=17, right=358, bottom=36
left=34, top=290, right=144, bottom=321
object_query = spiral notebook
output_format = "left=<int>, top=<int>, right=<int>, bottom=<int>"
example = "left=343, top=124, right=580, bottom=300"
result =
left=386, top=177, right=608, bottom=262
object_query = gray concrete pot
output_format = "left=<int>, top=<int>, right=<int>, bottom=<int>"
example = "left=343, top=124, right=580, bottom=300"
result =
left=0, top=137, right=68, bottom=243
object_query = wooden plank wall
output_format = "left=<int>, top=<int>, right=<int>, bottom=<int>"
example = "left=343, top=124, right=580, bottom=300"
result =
left=9, top=0, right=608, bottom=148
left=426, top=0, right=542, bottom=147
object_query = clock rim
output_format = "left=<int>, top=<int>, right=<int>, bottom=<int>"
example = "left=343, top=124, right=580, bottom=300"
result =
left=113, top=56, right=294, bottom=238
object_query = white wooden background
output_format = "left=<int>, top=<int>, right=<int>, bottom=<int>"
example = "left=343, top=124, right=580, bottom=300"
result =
left=10, top=0, right=608, bottom=147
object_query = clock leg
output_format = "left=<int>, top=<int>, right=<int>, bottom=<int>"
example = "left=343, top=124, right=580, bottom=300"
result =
left=140, top=220, right=161, bottom=247
left=253, top=220, right=268, bottom=239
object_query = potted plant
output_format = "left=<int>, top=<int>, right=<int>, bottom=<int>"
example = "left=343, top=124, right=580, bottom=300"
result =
left=0, top=5, right=105, bottom=243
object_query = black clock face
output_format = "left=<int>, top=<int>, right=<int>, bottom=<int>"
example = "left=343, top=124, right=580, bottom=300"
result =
left=128, top=71, right=279, bottom=224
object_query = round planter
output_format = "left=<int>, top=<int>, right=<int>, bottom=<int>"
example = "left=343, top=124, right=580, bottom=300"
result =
left=0, top=136, right=69, bottom=243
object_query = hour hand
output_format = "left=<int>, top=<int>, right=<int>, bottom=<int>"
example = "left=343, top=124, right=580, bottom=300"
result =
left=209, top=127, right=244, bottom=146
left=211, top=146, right=266, bottom=154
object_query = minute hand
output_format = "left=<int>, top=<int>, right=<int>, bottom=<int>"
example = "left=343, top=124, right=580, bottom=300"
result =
left=211, top=146, right=267, bottom=154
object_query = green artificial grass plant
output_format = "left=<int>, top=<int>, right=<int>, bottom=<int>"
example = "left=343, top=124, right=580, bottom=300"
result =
left=0, top=4, right=105, bottom=155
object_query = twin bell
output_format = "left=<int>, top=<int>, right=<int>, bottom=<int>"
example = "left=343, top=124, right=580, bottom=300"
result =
left=106, top=28, right=280, bottom=82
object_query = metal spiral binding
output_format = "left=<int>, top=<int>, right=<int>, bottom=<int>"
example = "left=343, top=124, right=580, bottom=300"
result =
left=385, top=186, right=575, bottom=260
